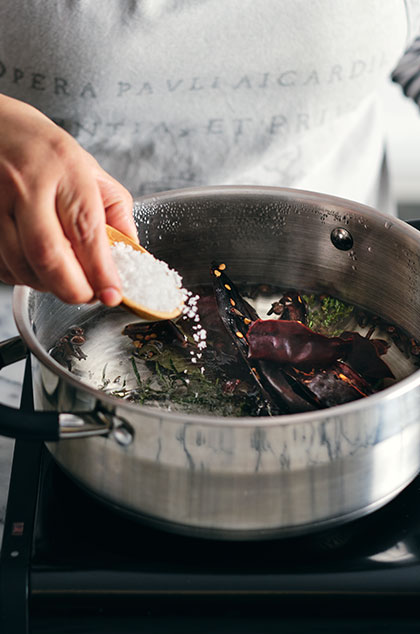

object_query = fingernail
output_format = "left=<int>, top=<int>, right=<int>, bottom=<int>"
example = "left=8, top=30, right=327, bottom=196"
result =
left=98, top=287, right=122, bottom=306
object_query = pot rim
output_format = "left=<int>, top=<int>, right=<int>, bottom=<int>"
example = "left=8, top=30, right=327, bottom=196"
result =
left=13, top=185, right=420, bottom=428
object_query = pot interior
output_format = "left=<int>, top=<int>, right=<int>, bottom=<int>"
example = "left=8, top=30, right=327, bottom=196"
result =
left=21, top=187, right=420, bottom=411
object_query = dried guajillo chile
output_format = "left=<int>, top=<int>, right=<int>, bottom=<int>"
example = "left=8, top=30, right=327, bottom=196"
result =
left=211, top=262, right=317, bottom=414
left=247, top=321, right=394, bottom=380
left=211, top=262, right=287, bottom=414
left=285, top=361, right=374, bottom=408
left=246, top=319, right=350, bottom=371
left=211, top=262, right=395, bottom=412
left=338, top=331, right=393, bottom=381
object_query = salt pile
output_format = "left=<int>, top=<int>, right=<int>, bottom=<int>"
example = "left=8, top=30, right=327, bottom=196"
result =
left=111, top=241, right=187, bottom=313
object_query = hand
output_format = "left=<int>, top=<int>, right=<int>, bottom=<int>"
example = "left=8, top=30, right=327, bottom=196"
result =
left=0, top=94, right=138, bottom=305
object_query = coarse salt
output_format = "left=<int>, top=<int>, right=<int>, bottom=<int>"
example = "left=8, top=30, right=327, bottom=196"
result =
left=111, top=241, right=208, bottom=368
left=111, top=241, right=187, bottom=313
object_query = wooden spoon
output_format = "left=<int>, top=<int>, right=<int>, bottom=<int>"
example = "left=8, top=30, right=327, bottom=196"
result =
left=105, top=224, right=183, bottom=321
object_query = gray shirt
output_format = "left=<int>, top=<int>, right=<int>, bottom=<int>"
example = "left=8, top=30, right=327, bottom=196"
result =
left=0, top=0, right=418, bottom=211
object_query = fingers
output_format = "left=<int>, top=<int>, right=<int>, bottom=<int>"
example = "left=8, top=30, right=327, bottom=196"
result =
left=55, top=172, right=123, bottom=306
left=12, top=170, right=123, bottom=306
left=13, top=187, right=95, bottom=303
left=1, top=166, right=128, bottom=306
left=95, top=170, right=139, bottom=243
left=0, top=165, right=103, bottom=302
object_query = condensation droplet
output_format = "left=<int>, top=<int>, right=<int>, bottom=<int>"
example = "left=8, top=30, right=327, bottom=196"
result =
left=385, top=221, right=392, bottom=230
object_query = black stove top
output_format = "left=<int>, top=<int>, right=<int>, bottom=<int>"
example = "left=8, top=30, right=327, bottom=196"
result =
left=1, top=359, right=420, bottom=633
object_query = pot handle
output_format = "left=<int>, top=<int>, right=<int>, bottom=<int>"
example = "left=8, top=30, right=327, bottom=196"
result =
left=0, top=336, right=113, bottom=441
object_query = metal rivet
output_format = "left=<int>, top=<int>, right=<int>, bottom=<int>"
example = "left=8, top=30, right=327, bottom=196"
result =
left=330, top=227, right=354, bottom=251
left=10, top=551, right=19, bottom=558
left=112, top=421, right=135, bottom=447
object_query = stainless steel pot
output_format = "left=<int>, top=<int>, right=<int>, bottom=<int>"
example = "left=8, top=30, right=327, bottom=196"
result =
left=2, top=185, right=420, bottom=540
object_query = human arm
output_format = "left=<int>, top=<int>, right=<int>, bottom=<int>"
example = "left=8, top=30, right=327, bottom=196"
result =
left=392, top=36, right=420, bottom=107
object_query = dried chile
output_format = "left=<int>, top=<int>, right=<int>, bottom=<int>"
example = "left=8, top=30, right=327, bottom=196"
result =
left=247, top=319, right=350, bottom=371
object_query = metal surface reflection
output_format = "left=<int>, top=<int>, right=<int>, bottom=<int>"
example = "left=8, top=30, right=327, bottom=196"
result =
left=369, top=542, right=416, bottom=564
